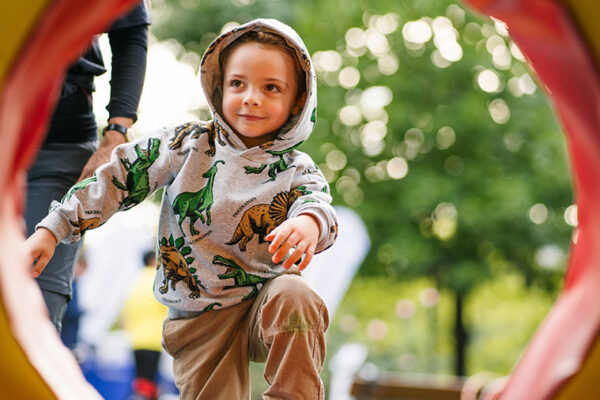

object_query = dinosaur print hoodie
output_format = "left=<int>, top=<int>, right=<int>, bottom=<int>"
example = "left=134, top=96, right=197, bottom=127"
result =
left=37, top=19, right=338, bottom=314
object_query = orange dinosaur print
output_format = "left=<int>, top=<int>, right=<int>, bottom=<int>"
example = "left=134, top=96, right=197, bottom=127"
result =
left=157, top=243, right=204, bottom=299
left=168, top=121, right=225, bottom=156
left=226, top=186, right=308, bottom=251
left=69, top=217, right=101, bottom=236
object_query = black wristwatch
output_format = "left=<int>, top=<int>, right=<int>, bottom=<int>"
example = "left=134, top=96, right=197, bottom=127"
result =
left=103, top=123, right=129, bottom=139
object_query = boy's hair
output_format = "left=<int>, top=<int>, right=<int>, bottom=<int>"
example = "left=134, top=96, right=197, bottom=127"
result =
left=219, top=30, right=306, bottom=99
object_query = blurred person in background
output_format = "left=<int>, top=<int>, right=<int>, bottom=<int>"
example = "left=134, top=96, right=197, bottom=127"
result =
left=122, top=250, right=168, bottom=400
left=25, top=2, right=151, bottom=332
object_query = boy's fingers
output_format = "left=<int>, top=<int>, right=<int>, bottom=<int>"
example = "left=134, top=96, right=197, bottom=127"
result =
left=297, top=245, right=315, bottom=271
left=31, top=254, right=50, bottom=278
left=265, top=230, right=276, bottom=241
left=268, top=228, right=295, bottom=254
left=267, top=230, right=286, bottom=253
left=283, top=243, right=307, bottom=269
left=272, top=233, right=302, bottom=264
left=272, top=242, right=293, bottom=264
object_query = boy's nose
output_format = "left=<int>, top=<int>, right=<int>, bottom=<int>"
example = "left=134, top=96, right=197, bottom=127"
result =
left=243, top=88, right=261, bottom=106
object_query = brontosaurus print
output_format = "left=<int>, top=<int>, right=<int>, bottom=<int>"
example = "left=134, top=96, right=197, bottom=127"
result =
left=172, top=160, right=225, bottom=236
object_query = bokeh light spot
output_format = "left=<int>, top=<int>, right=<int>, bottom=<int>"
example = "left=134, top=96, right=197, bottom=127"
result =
left=529, top=203, right=548, bottom=224
left=402, top=20, right=432, bottom=44
left=387, top=157, right=408, bottom=179
left=564, top=205, right=578, bottom=227
left=477, top=69, right=502, bottom=93
left=326, top=149, right=347, bottom=171
left=488, top=98, right=510, bottom=124
left=339, top=66, right=361, bottom=88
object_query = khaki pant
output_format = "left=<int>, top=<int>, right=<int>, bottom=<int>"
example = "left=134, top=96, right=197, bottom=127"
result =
left=162, top=274, right=329, bottom=399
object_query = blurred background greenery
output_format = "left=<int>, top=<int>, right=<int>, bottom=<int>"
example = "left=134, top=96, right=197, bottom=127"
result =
left=147, top=0, right=573, bottom=394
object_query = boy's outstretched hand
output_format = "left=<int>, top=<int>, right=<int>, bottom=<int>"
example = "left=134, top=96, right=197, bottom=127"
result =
left=23, top=228, right=58, bottom=278
left=266, top=214, right=320, bottom=271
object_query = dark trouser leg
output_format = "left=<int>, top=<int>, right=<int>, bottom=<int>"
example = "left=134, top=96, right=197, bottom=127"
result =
left=24, top=142, right=94, bottom=332
left=40, top=289, right=69, bottom=333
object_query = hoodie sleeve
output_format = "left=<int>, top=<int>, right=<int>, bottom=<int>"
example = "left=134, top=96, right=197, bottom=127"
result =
left=287, top=152, right=338, bottom=253
left=36, top=129, right=176, bottom=244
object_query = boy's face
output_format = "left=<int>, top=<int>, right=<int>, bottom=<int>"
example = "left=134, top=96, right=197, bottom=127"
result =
left=222, top=42, right=301, bottom=148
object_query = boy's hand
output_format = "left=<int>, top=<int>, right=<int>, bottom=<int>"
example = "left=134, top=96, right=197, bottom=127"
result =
left=266, top=214, right=320, bottom=271
left=23, top=228, right=58, bottom=278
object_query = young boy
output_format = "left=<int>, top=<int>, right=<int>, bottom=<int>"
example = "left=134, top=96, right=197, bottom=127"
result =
left=24, top=19, right=338, bottom=399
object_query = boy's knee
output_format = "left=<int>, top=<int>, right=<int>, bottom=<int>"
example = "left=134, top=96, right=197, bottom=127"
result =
left=261, top=275, right=329, bottom=331
left=268, top=275, right=318, bottom=305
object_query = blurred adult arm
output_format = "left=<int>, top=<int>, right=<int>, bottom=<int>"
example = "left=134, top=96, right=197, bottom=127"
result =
left=78, top=5, right=150, bottom=181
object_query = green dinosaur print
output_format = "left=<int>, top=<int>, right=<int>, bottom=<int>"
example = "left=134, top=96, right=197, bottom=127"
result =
left=158, top=235, right=205, bottom=299
left=62, top=175, right=97, bottom=203
left=112, top=138, right=161, bottom=210
left=244, top=142, right=304, bottom=182
left=172, top=160, right=225, bottom=236
left=226, top=186, right=308, bottom=252
left=213, top=255, right=267, bottom=301
left=310, top=107, right=317, bottom=124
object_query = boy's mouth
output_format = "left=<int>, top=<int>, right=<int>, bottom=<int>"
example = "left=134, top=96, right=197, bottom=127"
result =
left=238, top=114, right=265, bottom=121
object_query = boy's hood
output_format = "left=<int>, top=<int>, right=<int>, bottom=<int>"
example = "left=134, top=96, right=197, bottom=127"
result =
left=200, top=19, right=317, bottom=154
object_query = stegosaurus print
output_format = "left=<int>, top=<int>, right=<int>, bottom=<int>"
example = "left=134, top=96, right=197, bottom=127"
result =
left=157, top=235, right=205, bottom=299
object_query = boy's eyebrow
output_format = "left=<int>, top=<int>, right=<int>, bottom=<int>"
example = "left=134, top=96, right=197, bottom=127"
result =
left=225, top=73, right=290, bottom=88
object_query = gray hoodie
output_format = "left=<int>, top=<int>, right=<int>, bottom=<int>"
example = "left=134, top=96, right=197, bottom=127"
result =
left=38, top=19, right=338, bottom=313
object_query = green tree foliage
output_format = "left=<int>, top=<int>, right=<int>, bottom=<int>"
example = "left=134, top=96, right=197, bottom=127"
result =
left=151, top=0, right=573, bottom=375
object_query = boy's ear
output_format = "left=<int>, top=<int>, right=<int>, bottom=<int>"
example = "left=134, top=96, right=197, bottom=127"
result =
left=291, top=92, right=307, bottom=115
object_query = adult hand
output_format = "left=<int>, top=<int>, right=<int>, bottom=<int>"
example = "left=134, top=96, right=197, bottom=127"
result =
left=77, top=117, right=132, bottom=182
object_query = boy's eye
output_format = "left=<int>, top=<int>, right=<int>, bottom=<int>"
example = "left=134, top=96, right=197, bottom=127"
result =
left=265, top=84, right=280, bottom=93
left=230, top=79, right=243, bottom=88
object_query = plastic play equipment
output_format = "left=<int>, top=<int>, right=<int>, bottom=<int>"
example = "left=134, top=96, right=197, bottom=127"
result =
left=0, top=0, right=142, bottom=398
left=462, top=0, right=600, bottom=398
